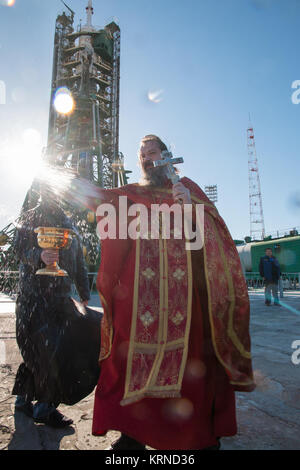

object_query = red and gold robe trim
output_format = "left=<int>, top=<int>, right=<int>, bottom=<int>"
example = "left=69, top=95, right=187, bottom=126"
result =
left=121, top=232, right=193, bottom=406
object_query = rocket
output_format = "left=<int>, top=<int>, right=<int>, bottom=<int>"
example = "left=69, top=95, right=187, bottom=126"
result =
left=86, top=0, right=94, bottom=28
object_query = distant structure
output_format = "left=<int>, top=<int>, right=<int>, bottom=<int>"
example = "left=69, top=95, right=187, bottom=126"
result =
left=204, top=185, right=218, bottom=204
left=247, top=123, right=265, bottom=240
left=0, top=1, right=130, bottom=289
left=46, top=0, right=128, bottom=188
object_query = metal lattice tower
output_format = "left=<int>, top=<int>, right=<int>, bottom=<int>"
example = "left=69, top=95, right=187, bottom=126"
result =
left=46, top=0, right=124, bottom=189
left=247, top=123, right=265, bottom=240
left=0, top=1, right=130, bottom=284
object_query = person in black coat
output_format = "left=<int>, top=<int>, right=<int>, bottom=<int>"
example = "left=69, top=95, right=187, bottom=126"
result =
left=12, top=189, right=102, bottom=428
left=259, top=248, right=281, bottom=306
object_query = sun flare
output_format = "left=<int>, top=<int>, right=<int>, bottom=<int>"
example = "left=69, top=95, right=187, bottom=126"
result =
left=53, top=87, right=75, bottom=115
left=0, top=129, right=43, bottom=189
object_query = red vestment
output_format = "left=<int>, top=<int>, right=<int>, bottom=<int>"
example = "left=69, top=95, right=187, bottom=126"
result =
left=92, top=178, right=255, bottom=450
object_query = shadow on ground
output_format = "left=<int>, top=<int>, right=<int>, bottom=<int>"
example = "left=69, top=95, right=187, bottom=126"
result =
left=8, top=410, right=75, bottom=450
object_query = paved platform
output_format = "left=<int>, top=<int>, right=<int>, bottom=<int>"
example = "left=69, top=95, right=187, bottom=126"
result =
left=0, top=290, right=299, bottom=450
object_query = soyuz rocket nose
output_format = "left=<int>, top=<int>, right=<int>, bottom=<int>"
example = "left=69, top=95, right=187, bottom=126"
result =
left=85, top=0, right=94, bottom=28
left=86, top=0, right=94, bottom=13
left=86, top=1, right=94, bottom=17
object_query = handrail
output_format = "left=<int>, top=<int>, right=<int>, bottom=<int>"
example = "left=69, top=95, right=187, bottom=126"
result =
left=245, top=272, right=299, bottom=290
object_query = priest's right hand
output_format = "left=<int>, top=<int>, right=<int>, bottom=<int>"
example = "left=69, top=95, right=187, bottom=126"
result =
left=41, top=249, right=59, bottom=265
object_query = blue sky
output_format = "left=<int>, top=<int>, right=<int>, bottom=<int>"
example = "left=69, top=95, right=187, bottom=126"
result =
left=0, top=0, right=299, bottom=240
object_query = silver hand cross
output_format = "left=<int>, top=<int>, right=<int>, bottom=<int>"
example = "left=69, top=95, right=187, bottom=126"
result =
left=153, top=150, right=184, bottom=184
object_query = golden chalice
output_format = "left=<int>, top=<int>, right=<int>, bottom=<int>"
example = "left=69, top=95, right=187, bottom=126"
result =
left=0, top=233, right=9, bottom=246
left=34, top=227, right=75, bottom=277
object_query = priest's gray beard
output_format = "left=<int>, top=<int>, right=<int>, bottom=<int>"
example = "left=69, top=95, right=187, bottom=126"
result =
left=139, top=163, right=168, bottom=187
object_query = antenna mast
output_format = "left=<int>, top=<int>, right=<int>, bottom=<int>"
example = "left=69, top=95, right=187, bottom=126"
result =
left=247, top=121, right=265, bottom=240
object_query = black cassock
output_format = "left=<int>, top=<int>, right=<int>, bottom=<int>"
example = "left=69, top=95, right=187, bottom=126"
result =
left=12, top=200, right=102, bottom=406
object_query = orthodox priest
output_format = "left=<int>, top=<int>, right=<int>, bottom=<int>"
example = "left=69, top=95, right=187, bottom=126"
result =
left=92, top=135, right=255, bottom=450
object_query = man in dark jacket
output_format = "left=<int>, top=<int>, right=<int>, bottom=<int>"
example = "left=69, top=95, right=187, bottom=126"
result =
left=12, top=190, right=101, bottom=428
left=259, top=248, right=281, bottom=306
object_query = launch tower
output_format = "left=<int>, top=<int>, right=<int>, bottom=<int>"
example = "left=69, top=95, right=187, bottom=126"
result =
left=46, top=0, right=125, bottom=188
left=0, top=1, right=129, bottom=291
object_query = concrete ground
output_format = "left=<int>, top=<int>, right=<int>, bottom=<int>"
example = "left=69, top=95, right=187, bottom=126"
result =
left=0, top=290, right=299, bottom=450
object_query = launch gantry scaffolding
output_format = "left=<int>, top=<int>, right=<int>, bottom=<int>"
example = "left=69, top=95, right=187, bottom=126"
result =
left=46, top=0, right=125, bottom=189
left=0, top=1, right=130, bottom=289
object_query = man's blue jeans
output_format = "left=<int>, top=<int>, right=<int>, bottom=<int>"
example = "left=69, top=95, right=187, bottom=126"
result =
left=265, top=281, right=279, bottom=305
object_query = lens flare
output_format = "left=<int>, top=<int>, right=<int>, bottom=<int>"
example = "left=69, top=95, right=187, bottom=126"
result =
left=54, top=87, right=75, bottom=115
left=148, top=89, right=164, bottom=103
left=185, top=359, right=206, bottom=380
left=0, top=128, right=43, bottom=190
left=22, top=128, right=41, bottom=147
left=7, top=0, right=15, bottom=6
left=162, top=398, right=194, bottom=423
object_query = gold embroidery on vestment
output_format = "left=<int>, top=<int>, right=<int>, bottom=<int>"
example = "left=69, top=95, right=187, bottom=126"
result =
left=121, top=211, right=193, bottom=406
left=140, top=310, right=155, bottom=327
left=210, top=217, right=251, bottom=359
left=142, top=267, right=155, bottom=280
left=173, top=268, right=185, bottom=281
left=172, top=311, right=184, bottom=326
